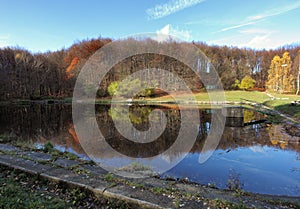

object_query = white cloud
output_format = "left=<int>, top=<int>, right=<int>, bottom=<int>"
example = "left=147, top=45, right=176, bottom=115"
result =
left=154, top=24, right=191, bottom=42
left=238, top=29, right=279, bottom=49
left=0, top=42, right=6, bottom=48
left=158, top=24, right=171, bottom=35
left=185, top=20, right=206, bottom=25
left=247, top=1, right=300, bottom=21
left=209, top=28, right=298, bottom=50
left=218, top=21, right=261, bottom=33
left=246, top=34, right=272, bottom=49
left=250, top=146, right=264, bottom=153
left=147, top=0, right=206, bottom=19
left=0, top=34, right=10, bottom=48
left=240, top=28, right=275, bottom=35
left=217, top=1, right=300, bottom=33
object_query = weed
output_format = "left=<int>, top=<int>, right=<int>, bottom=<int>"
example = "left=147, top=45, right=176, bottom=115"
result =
left=0, top=167, right=71, bottom=209
left=127, top=181, right=144, bottom=189
left=173, top=198, right=181, bottom=208
left=207, top=182, right=217, bottom=189
left=117, top=161, right=153, bottom=172
left=211, top=198, right=245, bottom=209
left=227, top=170, right=243, bottom=191
left=0, top=134, right=12, bottom=143
left=21, top=155, right=34, bottom=161
left=103, top=173, right=116, bottom=182
left=108, top=182, right=118, bottom=188
left=267, top=113, right=284, bottom=124
left=185, top=192, right=193, bottom=199
left=69, top=165, right=90, bottom=175
left=63, top=152, right=78, bottom=160
left=151, top=187, right=166, bottom=194
left=43, top=142, right=54, bottom=153
left=69, top=188, right=88, bottom=205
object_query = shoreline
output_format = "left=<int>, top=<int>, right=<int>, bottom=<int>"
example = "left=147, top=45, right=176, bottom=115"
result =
left=0, top=142, right=299, bottom=209
left=1, top=96, right=299, bottom=124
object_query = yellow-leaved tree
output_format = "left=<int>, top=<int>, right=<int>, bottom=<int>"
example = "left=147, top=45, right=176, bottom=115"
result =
left=281, top=52, right=294, bottom=93
left=267, top=52, right=294, bottom=93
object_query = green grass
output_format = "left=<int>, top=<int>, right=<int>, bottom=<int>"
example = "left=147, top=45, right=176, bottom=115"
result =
left=0, top=133, right=12, bottom=143
left=73, top=90, right=297, bottom=105
left=261, top=92, right=300, bottom=118
left=150, top=90, right=269, bottom=103
left=14, top=90, right=299, bottom=120
left=0, top=169, right=72, bottom=209
left=103, top=173, right=116, bottom=182
left=160, top=90, right=300, bottom=118
left=63, top=97, right=73, bottom=103
left=264, top=100, right=300, bottom=118
left=224, top=91, right=269, bottom=103
left=0, top=166, right=131, bottom=209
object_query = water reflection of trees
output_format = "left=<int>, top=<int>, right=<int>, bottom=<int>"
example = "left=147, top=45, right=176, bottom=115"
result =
left=192, top=123, right=300, bottom=154
left=96, top=105, right=300, bottom=158
left=109, top=105, right=154, bottom=131
left=0, top=104, right=299, bottom=159
left=96, top=105, right=181, bottom=158
left=0, top=104, right=85, bottom=154
left=0, top=104, right=71, bottom=139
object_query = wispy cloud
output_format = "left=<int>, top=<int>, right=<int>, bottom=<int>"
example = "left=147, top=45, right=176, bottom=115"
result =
left=248, top=1, right=300, bottom=21
left=154, top=24, right=191, bottom=42
left=218, top=21, right=261, bottom=32
left=240, top=28, right=275, bottom=35
left=246, top=34, right=271, bottom=49
left=0, top=34, right=10, bottom=48
left=185, top=18, right=225, bottom=26
left=217, top=1, right=300, bottom=33
left=185, top=20, right=206, bottom=25
left=147, top=0, right=206, bottom=20
left=209, top=28, right=282, bottom=49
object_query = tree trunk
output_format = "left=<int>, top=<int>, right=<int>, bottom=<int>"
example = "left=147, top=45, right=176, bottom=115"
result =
left=296, top=55, right=300, bottom=95
left=296, top=64, right=300, bottom=95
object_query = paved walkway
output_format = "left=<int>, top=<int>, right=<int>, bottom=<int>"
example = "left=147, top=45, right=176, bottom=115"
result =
left=0, top=143, right=299, bottom=209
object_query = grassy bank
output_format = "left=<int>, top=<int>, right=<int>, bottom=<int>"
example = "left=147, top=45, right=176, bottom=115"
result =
left=262, top=93, right=300, bottom=118
left=0, top=165, right=130, bottom=209
left=4, top=90, right=300, bottom=120
left=149, top=90, right=269, bottom=103
left=1, top=142, right=299, bottom=209
left=152, top=90, right=300, bottom=118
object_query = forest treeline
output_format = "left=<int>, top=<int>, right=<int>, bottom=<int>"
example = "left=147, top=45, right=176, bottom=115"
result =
left=0, top=36, right=300, bottom=100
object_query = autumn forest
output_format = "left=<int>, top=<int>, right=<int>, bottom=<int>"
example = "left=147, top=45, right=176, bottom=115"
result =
left=1, top=36, right=300, bottom=100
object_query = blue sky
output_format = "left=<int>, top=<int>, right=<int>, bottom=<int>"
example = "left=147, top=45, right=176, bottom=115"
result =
left=0, top=0, right=299, bottom=52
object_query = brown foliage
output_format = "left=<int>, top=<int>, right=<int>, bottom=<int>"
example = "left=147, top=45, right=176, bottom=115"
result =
left=1, top=37, right=300, bottom=100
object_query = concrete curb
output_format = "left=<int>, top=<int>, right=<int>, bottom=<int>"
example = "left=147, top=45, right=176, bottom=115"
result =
left=0, top=153, right=173, bottom=209
left=1, top=144, right=299, bottom=209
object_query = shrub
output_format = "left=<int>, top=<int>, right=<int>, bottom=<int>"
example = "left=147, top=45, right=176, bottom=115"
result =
left=239, top=76, right=256, bottom=90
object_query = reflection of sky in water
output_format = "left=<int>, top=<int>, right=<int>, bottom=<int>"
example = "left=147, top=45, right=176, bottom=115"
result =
left=163, top=146, right=300, bottom=196
left=92, top=155, right=184, bottom=173
left=1, top=104, right=300, bottom=196
left=35, top=143, right=91, bottom=161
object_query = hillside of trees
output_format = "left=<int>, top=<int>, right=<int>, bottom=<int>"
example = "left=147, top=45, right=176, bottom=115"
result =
left=0, top=36, right=300, bottom=100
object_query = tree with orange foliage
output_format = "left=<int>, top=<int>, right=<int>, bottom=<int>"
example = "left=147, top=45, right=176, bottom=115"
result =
left=64, top=37, right=111, bottom=79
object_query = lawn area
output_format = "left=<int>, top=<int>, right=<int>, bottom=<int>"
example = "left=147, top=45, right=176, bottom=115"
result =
left=264, top=99, right=300, bottom=118
left=0, top=167, right=72, bottom=209
left=224, top=91, right=269, bottom=103
left=151, top=90, right=270, bottom=103
left=68, top=90, right=300, bottom=119
left=150, top=90, right=300, bottom=119
left=0, top=165, right=129, bottom=209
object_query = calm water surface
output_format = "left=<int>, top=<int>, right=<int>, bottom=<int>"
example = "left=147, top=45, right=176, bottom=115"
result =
left=0, top=104, right=299, bottom=196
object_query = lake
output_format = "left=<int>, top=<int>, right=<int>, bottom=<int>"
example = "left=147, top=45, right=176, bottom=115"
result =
left=0, top=103, right=299, bottom=196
